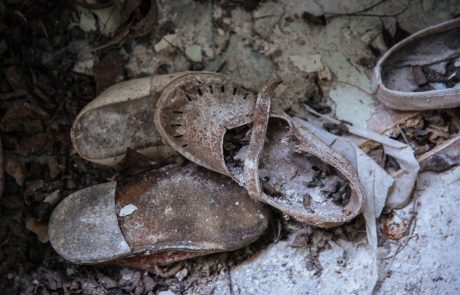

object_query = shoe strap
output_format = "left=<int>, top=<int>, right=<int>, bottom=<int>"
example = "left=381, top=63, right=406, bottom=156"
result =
left=243, top=80, right=282, bottom=200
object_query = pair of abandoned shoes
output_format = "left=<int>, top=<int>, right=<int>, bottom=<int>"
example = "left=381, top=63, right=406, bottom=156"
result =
left=51, top=17, right=460, bottom=269
left=49, top=72, right=365, bottom=269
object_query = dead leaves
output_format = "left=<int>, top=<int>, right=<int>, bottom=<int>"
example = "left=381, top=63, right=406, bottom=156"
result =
left=0, top=100, right=48, bottom=133
left=94, top=50, right=125, bottom=93
left=94, top=0, right=159, bottom=49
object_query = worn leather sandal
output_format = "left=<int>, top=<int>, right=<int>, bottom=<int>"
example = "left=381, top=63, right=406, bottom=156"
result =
left=48, top=164, right=269, bottom=269
left=71, top=72, right=196, bottom=166
left=154, top=72, right=364, bottom=228
left=373, top=18, right=460, bottom=111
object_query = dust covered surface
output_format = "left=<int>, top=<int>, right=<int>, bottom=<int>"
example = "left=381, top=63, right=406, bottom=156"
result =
left=1, top=0, right=460, bottom=294
left=224, top=119, right=352, bottom=217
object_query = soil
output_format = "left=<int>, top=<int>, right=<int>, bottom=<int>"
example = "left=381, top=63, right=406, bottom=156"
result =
left=0, top=1, right=118, bottom=294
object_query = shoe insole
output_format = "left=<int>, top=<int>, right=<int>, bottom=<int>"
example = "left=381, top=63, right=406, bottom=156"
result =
left=224, top=119, right=353, bottom=219
left=382, top=27, right=460, bottom=91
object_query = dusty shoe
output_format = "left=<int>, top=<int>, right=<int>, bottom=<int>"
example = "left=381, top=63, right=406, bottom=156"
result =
left=71, top=72, right=196, bottom=166
left=154, top=72, right=364, bottom=228
left=373, top=18, right=460, bottom=110
left=48, top=164, right=269, bottom=270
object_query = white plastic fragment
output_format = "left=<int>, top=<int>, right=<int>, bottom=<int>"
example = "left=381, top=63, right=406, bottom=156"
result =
left=175, top=268, right=189, bottom=281
left=185, top=45, right=203, bottom=62
left=430, top=82, right=447, bottom=90
left=154, top=34, right=177, bottom=52
left=77, top=4, right=123, bottom=35
left=284, top=21, right=309, bottom=32
left=43, top=189, right=61, bottom=206
left=119, top=204, right=138, bottom=217
left=289, top=54, right=324, bottom=73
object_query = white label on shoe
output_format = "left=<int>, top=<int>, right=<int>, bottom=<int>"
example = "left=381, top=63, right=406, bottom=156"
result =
left=119, top=204, right=138, bottom=217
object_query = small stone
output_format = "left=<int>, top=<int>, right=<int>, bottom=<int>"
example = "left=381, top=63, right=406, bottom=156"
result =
left=119, top=204, right=138, bottom=217
left=48, top=155, right=64, bottom=179
left=5, top=159, right=26, bottom=186
left=430, top=82, right=447, bottom=90
left=142, top=274, right=157, bottom=292
left=43, top=189, right=61, bottom=206
left=175, top=268, right=188, bottom=281
left=428, top=61, right=447, bottom=74
left=120, top=268, right=134, bottom=281
left=412, top=66, right=427, bottom=85
left=318, top=66, right=332, bottom=81
left=97, top=272, right=117, bottom=289
left=290, top=54, right=323, bottom=73
left=291, top=233, right=309, bottom=248
left=185, top=45, right=202, bottom=62
left=154, top=34, right=176, bottom=52
left=303, top=195, right=311, bottom=208
left=25, top=216, right=49, bottom=243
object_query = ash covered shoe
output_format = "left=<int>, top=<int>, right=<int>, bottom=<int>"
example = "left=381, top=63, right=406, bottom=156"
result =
left=154, top=72, right=364, bottom=228
left=373, top=18, right=460, bottom=110
left=71, top=72, right=196, bottom=166
left=48, top=164, right=269, bottom=270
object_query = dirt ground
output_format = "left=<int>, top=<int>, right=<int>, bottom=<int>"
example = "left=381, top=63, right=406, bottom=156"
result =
left=0, top=0, right=459, bottom=294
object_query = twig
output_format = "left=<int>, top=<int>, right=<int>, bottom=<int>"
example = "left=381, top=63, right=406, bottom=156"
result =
left=337, top=0, right=389, bottom=15
left=73, top=0, right=114, bottom=10
left=324, top=0, right=409, bottom=18
left=381, top=192, right=420, bottom=284
left=162, top=36, right=193, bottom=63
left=225, top=260, right=234, bottom=295
left=396, top=123, right=413, bottom=149
left=334, top=80, right=373, bottom=96
left=254, top=14, right=278, bottom=20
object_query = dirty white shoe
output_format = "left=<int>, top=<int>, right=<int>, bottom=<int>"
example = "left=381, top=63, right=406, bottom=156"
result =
left=71, top=72, right=196, bottom=166
left=373, top=18, right=460, bottom=110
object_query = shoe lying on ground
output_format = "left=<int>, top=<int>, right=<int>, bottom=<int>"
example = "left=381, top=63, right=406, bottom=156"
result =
left=373, top=17, right=460, bottom=110
left=71, top=72, right=195, bottom=166
left=49, top=164, right=269, bottom=269
left=154, top=72, right=364, bottom=228
left=71, top=71, right=363, bottom=227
